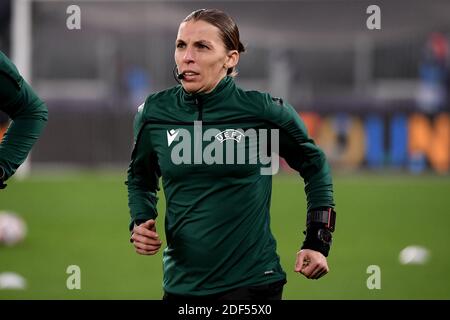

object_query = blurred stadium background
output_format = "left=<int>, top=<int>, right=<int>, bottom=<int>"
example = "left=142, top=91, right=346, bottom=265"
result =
left=0, top=0, right=449, bottom=299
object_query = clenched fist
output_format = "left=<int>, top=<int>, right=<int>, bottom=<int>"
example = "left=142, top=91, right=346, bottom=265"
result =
left=131, top=219, right=162, bottom=255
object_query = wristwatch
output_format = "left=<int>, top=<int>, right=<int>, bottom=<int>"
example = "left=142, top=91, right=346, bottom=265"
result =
left=301, top=208, right=336, bottom=256
left=317, top=228, right=333, bottom=245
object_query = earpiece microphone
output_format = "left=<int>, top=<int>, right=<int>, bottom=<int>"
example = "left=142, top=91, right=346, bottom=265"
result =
left=173, top=65, right=184, bottom=84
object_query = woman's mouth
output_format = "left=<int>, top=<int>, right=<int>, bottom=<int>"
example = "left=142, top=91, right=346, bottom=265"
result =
left=182, top=71, right=199, bottom=81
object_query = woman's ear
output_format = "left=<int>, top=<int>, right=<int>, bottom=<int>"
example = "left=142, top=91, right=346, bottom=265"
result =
left=225, top=50, right=239, bottom=69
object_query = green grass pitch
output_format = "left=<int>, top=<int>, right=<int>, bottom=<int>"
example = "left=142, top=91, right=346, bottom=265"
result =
left=0, top=171, right=449, bottom=299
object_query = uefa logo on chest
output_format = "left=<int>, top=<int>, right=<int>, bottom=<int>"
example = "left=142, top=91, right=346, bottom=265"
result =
left=215, top=129, right=244, bottom=143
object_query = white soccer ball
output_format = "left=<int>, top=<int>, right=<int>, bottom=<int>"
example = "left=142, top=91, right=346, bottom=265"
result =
left=399, top=245, right=430, bottom=265
left=0, top=272, right=27, bottom=290
left=0, top=211, right=27, bottom=246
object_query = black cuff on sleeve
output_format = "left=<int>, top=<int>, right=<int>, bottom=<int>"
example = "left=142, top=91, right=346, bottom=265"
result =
left=129, top=219, right=148, bottom=243
left=134, top=219, right=147, bottom=226
left=301, top=223, right=331, bottom=257
left=0, top=166, right=6, bottom=189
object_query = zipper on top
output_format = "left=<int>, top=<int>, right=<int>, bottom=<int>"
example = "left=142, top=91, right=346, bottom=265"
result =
left=195, top=98, right=203, bottom=121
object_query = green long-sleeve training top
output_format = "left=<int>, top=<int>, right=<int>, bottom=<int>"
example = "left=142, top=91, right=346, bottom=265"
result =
left=127, top=76, right=334, bottom=296
left=0, top=51, right=48, bottom=181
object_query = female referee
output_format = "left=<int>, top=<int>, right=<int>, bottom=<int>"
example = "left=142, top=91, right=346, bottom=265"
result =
left=126, top=9, right=336, bottom=300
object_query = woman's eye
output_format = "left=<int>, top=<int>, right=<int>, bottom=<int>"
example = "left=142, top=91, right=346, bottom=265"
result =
left=176, top=43, right=185, bottom=48
left=197, top=44, right=208, bottom=49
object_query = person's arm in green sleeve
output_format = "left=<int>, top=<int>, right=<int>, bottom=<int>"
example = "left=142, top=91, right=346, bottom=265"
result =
left=126, top=105, right=163, bottom=255
left=263, top=96, right=335, bottom=280
left=264, top=96, right=334, bottom=211
left=126, top=105, right=161, bottom=231
left=0, top=62, right=48, bottom=187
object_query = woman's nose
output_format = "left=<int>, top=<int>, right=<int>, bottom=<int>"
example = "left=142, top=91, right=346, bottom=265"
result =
left=183, top=47, right=195, bottom=62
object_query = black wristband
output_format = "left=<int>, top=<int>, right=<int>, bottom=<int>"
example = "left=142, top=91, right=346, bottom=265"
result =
left=307, top=207, right=336, bottom=232
left=301, top=223, right=331, bottom=257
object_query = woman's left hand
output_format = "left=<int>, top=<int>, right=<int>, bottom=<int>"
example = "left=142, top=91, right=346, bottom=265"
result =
left=294, top=249, right=329, bottom=280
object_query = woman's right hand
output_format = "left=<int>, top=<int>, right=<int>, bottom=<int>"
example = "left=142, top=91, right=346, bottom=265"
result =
left=131, top=219, right=162, bottom=255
